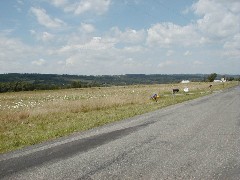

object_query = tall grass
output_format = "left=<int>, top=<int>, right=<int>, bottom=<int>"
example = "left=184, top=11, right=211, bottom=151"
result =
left=0, top=82, right=237, bottom=153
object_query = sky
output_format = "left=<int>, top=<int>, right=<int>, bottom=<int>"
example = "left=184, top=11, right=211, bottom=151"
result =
left=0, top=0, right=239, bottom=75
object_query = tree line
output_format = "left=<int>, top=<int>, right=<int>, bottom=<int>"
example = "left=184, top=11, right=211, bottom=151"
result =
left=0, top=81, right=100, bottom=93
left=0, top=73, right=239, bottom=93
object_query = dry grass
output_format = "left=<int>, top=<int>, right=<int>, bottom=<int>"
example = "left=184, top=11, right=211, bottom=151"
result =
left=0, top=82, right=237, bottom=153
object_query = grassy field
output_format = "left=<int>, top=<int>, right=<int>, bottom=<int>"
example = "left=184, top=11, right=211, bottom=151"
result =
left=0, top=81, right=237, bottom=154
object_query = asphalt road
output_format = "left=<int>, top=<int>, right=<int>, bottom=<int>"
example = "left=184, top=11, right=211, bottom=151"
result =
left=1, top=86, right=240, bottom=180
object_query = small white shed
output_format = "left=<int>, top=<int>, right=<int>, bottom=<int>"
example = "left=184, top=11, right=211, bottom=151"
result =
left=181, top=80, right=190, bottom=83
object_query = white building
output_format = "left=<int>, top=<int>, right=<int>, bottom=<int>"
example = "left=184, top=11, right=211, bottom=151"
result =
left=214, top=78, right=226, bottom=83
left=181, top=80, right=190, bottom=83
left=221, top=78, right=226, bottom=82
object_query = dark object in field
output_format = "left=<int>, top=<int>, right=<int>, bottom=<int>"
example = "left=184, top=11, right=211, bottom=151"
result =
left=172, top=89, right=179, bottom=94
left=151, top=94, right=159, bottom=102
left=209, top=84, right=212, bottom=89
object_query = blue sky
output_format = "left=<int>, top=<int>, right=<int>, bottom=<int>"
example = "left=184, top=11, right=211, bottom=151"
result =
left=0, top=0, right=239, bottom=75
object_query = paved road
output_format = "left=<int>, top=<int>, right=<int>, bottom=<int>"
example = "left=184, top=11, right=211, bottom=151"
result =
left=1, top=86, right=240, bottom=180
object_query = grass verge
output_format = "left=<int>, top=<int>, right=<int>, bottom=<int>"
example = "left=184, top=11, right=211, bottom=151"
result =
left=0, top=82, right=237, bottom=153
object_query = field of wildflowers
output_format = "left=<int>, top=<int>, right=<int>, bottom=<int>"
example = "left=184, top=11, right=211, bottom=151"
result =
left=0, top=82, right=237, bottom=153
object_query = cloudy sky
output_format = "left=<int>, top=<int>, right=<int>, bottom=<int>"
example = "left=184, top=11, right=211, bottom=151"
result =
left=0, top=0, right=239, bottom=75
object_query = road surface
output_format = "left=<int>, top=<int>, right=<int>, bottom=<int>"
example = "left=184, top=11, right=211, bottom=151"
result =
left=1, top=86, right=240, bottom=179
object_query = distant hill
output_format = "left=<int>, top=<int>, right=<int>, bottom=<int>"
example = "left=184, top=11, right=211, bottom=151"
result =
left=0, top=73, right=238, bottom=93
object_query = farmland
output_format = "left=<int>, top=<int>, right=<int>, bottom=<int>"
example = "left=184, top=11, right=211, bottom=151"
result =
left=0, top=81, right=237, bottom=154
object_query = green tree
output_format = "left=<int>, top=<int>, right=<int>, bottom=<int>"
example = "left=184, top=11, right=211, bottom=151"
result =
left=207, top=73, right=217, bottom=82
left=71, top=81, right=82, bottom=88
left=227, top=77, right=234, bottom=81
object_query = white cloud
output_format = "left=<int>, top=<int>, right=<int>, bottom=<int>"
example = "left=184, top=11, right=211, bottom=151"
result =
left=65, top=57, right=75, bottom=66
left=50, top=0, right=68, bottom=7
left=0, top=29, right=14, bottom=36
left=193, top=0, right=222, bottom=16
left=80, top=23, right=95, bottom=33
left=189, top=0, right=240, bottom=61
left=0, top=35, right=42, bottom=73
left=193, top=0, right=240, bottom=39
left=29, top=29, right=36, bottom=35
left=2, top=0, right=240, bottom=75
left=52, top=27, right=146, bottom=67
left=123, top=46, right=145, bottom=53
left=41, top=32, right=55, bottom=42
left=15, top=0, right=24, bottom=12
left=83, top=36, right=115, bottom=50
left=0, top=35, right=30, bottom=56
left=146, top=23, right=201, bottom=48
left=158, top=60, right=174, bottom=68
left=57, top=36, right=116, bottom=55
left=223, top=34, right=240, bottom=58
left=110, top=27, right=146, bottom=44
left=17, top=0, right=24, bottom=5
left=57, top=60, right=65, bottom=65
left=182, top=6, right=191, bottom=15
left=30, top=7, right=65, bottom=28
left=75, top=0, right=111, bottom=15
left=145, top=0, right=240, bottom=48
left=30, top=30, right=55, bottom=42
left=145, top=0, right=240, bottom=65
left=224, top=34, right=240, bottom=50
left=184, top=50, right=192, bottom=56
left=32, top=58, right=46, bottom=66
left=50, top=0, right=111, bottom=15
